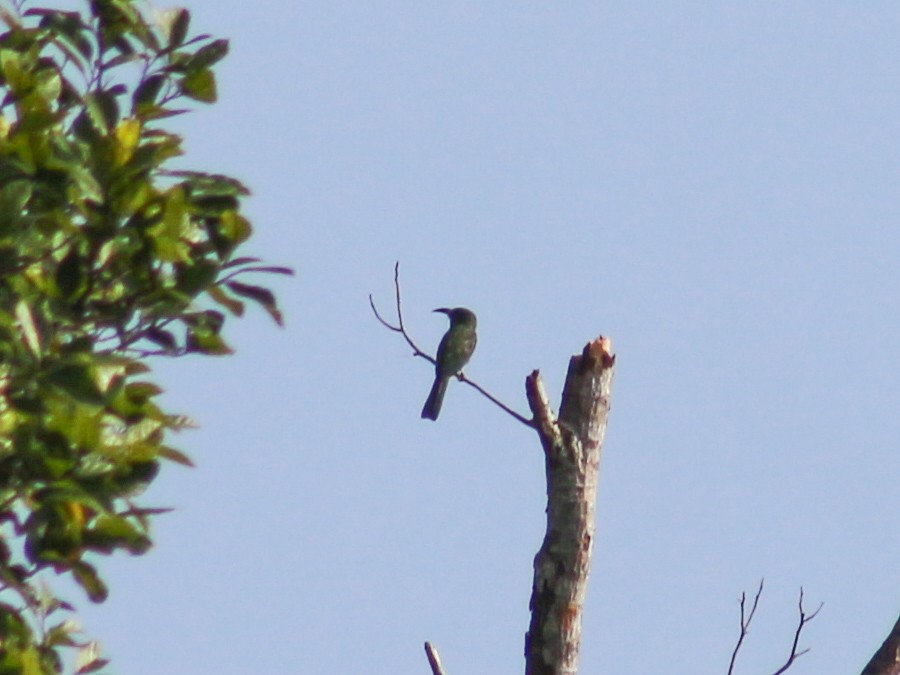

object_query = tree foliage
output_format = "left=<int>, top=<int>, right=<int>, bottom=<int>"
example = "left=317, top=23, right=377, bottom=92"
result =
left=0, top=1, right=289, bottom=671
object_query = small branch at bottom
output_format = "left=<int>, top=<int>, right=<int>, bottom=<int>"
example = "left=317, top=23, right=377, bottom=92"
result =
left=727, top=579, right=765, bottom=675
left=424, top=641, right=447, bottom=675
left=771, top=588, right=823, bottom=675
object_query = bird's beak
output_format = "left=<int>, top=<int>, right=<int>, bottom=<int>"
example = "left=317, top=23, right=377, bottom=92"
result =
left=432, top=308, right=451, bottom=315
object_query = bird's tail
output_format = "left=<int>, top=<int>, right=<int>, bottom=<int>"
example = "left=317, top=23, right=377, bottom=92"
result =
left=421, top=376, right=448, bottom=420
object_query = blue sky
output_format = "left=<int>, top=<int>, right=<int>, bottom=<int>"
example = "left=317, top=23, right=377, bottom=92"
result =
left=68, top=2, right=900, bottom=673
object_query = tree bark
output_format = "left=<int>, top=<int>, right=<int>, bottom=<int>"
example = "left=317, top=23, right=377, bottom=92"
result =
left=862, top=614, right=900, bottom=675
left=523, top=337, right=615, bottom=675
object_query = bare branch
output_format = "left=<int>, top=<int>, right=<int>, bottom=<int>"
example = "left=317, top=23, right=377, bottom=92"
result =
left=370, top=262, right=534, bottom=427
left=369, top=262, right=432, bottom=362
left=770, top=588, right=822, bottom=675
left=424, top=642, right=447, bottom=675
left=726, top=582, right=821, bottom=675
left=458, top=372, right=534, bottom=427
left=727, top=579, right=765, bottom=675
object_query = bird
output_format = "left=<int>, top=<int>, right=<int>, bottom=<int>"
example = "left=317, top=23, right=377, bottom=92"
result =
left=421, top=307, right=477, bottom=421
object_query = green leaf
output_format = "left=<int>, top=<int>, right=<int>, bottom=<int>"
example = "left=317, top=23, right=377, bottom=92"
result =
left=169, top=170, right=250, bottom=196
left=37, top=486, right=106, bottom=514
left=67, top=164, right=104, bottom=204
left=140, top=106, right=190, bottom=120
left=0, top=178, right=33, bottom=211
left=128, top=134, right=184, bottom=173
left=32, top=9, right=94, bottom=62
left=159, top=445, right=194, bottom=467
left=15, top=300, right=41, bottom=357
left=168, top=8, right=190, bottom=47
left=19, top=648, right=45, bottom=675
left=34, top=66, right=62, bottom=103
left=190, top=194, right=238, bottom=215
left=182, top=309, right=225, bottom=331
left=45, top=394, right=103, bottom=448
left=76, top=656, right=111, bottom=674
left=226, top=281, right=284, bottom=326
left=45, top=363, right=106, bottom=406
left=143, top=327, right=178, bottom=351
left=214, top=211, right=253, bottom=252
left=207, top=284, right=245, bottom=317
left=168, top=38, right=229, bottom=73
left=56, top=248, right=86, bottom=299
left=148, top=186, right=192, bottom=262
left=176, top=260, right=219, bottom=296
left=132, top=73, right=166, bottom=109
left=125, top=381, right=164, bottom=401
left=113, top=459, right=160, bottom=493
left=185, top=330, right=232, bottom=355
left=71, top=561, right=108, bottom=603
left=183, top=310, right=231, bottom=355
left=102, top=51, right=141, bottom=71
left=0, top=48, right=25, bottom=90
left=85, top=90, right=120, bottom=134
left=191, top=38, right=230, bottom=69
left=85, top=515, right=151, bottom=555
left=180, top=68, right=216, bottom=103
left=0, top=179, right=33, bottom=233
left=113, top=117, right=142, bottom=165
left=223, top=256, right=262, bottom=268
left=0, top=7, right=289, bottom=667
left=236, top=265, right=295, bottom=276
left=45, top=621, right=78, bottom=648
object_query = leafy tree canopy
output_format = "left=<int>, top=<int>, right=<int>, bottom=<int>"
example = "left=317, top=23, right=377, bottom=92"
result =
left=0, top=1, right=290, bottom=671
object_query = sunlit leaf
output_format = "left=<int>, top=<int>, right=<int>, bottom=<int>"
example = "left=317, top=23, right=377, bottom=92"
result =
left=180, top=68, right=216, bottom=103
left=84, top=91, right=119, bottom=134
left=0, top=5, right=288, bottom=667
left=45, top=620, right=78, bottom=647
left=15, top=301, right=41, bottom=357
left=86, top=515, right=151, bottom=554
left=168, top=170, right=250, bottom=196
left=74, top=640, right=108, bottom=674
left=114, top=117, right=141, bottom=165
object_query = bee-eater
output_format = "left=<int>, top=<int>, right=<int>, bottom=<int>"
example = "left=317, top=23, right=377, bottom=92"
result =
left=421, top=307, right=477, bottom=420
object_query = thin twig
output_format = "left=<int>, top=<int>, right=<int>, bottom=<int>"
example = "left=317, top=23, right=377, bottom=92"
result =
left=367, top=262, right=431, bottom=363
left=424, top=642, right=447, bottom=675
left=771, top=588, right=823, bottom=675
left=456, top=372, right=534, bottom=426
left=370, top=262, right=534, bottom=427
left=727, top=579, right=765, bottom=675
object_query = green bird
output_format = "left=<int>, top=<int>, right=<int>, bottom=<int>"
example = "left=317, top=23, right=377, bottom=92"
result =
left=421, top=307, right=478, bottom=421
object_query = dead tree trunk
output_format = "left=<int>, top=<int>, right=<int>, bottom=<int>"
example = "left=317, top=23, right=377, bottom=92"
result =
left=523, top=337, right=616, bottom=675
left=863, top=614, right=900, bottom=675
